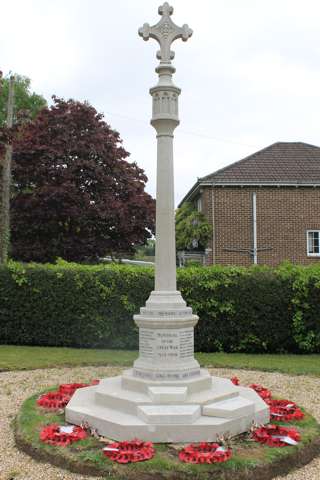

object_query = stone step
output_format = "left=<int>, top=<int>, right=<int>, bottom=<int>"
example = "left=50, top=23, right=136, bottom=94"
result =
left=202, top=396, right=255, bottom=419
left=148, top=386, right=188, bottom=402
left=137, top=404, right=201, bottom=424
left=96, top=373, right=240, bottom=415
left=65, top=374, right=270, bottom=442
left=190, top=376, right=239, bottom=405
left=122, top=368, right=213, bottom=394
left=95, top=377, right=151, bottom=414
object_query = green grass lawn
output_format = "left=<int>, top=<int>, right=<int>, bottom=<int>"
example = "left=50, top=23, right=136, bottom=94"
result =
left=0, top=345, right=319, bottom=376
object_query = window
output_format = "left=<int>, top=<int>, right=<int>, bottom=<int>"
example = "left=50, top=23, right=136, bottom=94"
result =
left=197, top=196, right=202, bottom=212
left=307, top=231, right=320, bottom=256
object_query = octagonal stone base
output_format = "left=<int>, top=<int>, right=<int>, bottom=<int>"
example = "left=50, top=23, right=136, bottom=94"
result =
left=65, top=368, right=269, bottom=443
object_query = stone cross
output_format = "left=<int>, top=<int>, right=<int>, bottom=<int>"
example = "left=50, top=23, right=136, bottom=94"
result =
left=65, top=4, right=270, bottom=443
left=139, top=2, right=193, bottom=63
left=133, top=3, right=201, bottom=382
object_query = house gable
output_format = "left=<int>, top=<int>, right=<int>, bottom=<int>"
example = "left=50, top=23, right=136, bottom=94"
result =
left=179, top=142, right=320, bottom=266
left=180, top=142, right=320, bottom=207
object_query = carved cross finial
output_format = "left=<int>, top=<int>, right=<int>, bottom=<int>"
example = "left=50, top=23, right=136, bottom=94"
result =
left=139, top=2, right=193, bottom=63
left=158, top=2, right=173, bottom=16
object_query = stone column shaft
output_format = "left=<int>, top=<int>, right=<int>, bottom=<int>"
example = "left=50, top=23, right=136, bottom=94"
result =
left=150, top=65, right=180, bottom=291
left=154, top=125, right=176, bottom=291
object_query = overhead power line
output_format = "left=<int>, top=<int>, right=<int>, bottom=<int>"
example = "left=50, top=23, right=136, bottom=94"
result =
left=104, top=110, right=259, bottom=149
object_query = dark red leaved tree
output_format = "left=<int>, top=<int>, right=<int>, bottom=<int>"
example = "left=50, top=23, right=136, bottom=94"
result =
left=11, top=97, right=155, bottom=262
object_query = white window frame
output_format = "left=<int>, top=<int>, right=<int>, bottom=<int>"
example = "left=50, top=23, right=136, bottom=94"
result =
left=306, top=230, right=320, bottom=257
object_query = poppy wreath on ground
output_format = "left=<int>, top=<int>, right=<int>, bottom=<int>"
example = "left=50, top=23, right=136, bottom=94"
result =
left=40, top=424, right=87, bottom=446
left=59, top=379, right=100, bottom=396
left=252, top=424, right=301, bottom=447
left=103, top=439, right=155, bottom=463
left=231, top=376, right=240, bottom=386
left=179, top=443, right=232, bottom=464
left=249, top=384, right=272, bottom=401
left=58, top=383, right=89, bottom=396
left=268, top=399, right=304, bottom=422
left=37, top=380, right=100, bottom=410
left=37, top=391, right=71, bottom=410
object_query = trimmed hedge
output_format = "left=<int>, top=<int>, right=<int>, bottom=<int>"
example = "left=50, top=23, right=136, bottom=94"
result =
left=0, top=261, right=319, bottom=353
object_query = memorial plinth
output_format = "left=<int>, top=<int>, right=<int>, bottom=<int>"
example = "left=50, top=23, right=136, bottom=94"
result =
left=133, top=291, right=200, bottom=381
left=66, top=2, right=269, bottom=441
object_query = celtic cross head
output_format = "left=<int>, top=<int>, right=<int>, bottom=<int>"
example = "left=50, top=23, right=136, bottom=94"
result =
left=139, top=2, right=193, bottom=63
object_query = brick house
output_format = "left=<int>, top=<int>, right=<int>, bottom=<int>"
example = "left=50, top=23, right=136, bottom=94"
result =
left=179, top=142, right=320, bottom=266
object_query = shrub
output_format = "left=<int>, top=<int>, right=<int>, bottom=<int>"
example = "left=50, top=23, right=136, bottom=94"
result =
left=179, top=265, right=296, bottom=353
left=0, top=261, right=153, bottom=349
left=0, top=261, right=319, bottom=353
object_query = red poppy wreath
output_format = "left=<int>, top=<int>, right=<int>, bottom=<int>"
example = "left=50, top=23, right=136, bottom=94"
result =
left=252, top=424, right=300, bottom=447
left=103, top=439, right=155, bottom=463
left=179, top=442, right=232, bottom=464
left=268, top=399, right=304, bottom=422
left=40, top=424, right=87, bottom=446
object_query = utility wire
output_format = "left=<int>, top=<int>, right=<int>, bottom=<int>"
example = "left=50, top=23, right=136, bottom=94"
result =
left=104, top=110, right=259, bottom=149
left=178, top=129, right=258, bottom=148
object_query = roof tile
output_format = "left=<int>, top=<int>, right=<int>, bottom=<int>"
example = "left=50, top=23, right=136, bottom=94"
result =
left=201, top=142, right=320, bottom=184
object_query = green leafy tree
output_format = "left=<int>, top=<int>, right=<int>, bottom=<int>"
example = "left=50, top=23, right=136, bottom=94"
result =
left=0, top=74, right=47, bottom=126
left=175, top=202, right=212, bottom=251
left=0, top=73, right=46, bottom=264
left=135, top=239, right=155, bottom=260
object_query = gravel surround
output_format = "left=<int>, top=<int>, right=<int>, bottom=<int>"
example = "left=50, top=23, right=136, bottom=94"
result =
left=0, top=366, right=319, bottom=480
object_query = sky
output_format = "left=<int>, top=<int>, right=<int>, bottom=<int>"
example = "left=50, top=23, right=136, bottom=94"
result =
left=1, top=0, right=320, bottom=204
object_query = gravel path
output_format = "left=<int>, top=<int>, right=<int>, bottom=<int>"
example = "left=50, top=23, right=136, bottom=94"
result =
left=0, top=366, right=319, bottom=480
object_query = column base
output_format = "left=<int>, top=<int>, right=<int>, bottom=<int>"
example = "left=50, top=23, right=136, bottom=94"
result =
left=66, top=368, right=270, bottom=443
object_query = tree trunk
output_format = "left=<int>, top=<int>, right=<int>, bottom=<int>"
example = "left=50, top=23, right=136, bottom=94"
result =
left=0, top=76, right=15, bottom=264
